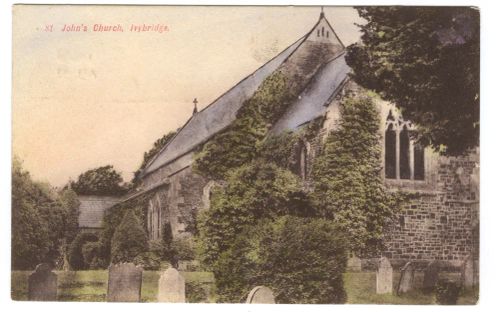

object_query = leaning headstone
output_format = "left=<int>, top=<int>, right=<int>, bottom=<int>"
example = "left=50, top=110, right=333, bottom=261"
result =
left=461, top=255, right=475, bottom=288
left=246, top=286, right=275, bottom=304
left=158, top=268, right=185, bottom=303
left=422, top=261, right=440, bottom=292
left=28, top=263, right=57, bottom=301
left=376, top=257, right=393, bottom=294
left=397, top=261, right=415, bottom=295
left=347, top=255, right=362, bottom=272
left=107, top=263, right=143, bottom=302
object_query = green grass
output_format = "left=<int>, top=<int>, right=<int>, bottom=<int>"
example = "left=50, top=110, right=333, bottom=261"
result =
left=343, top=272, right=478, bottom=305
left=11, top=270, right=215, bottom=302
left=12, top=270, right=477, bottom=304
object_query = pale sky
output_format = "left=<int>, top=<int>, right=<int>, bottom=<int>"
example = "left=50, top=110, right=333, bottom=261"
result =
left=13, top=5, right=364, bottom=186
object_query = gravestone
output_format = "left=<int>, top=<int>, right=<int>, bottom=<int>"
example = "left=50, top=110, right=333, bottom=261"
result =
left=461, top=255, right=475, bottom=288
left=246, top=286, right=275, bottom=304
left=376, top=257, right=393, bottom=294
left=422, top=261, right=440, bottom=292
left=107, top=263, right=143, bottom=302
left=397, top=261, right=415, bottom=295
left=28, top=263, right=57, bottom=301
left=347, top=255, right=362, bottom=272
left=158, top=268, right=185, bottom=303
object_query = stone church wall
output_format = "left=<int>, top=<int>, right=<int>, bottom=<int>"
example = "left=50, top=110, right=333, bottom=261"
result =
left=141, top=152, right=209, bottom=239
left=383, top=152, right=479, bottom=266
left=307, top=83, right=479, bottom=266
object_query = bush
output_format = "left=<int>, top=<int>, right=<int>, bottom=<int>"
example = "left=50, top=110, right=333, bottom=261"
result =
left=81, top=241, right=108, bottom=269
left=186, top=281, right=208, bottom=303
left=134, top=252, right=161, bottom=270
left=197, top=160, right=312, bottom=267
left=435, top=279, right=461, bottom=305
left=149, top=239, right=168, bottom=259
left=110, top=210, right=148, bottom=263
left=98, top=194, right=150, bottom=265
left=68, top=232, right=98, bottom=270
left=171, top=237, right=196, bottom=261
left=213, top=216, right=348, bottom=303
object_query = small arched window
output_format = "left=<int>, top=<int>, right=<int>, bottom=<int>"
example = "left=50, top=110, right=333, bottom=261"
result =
left=202, top=181, right=216, bottom=210
left=327, top=31, right=329, bottom=38
left=321, top=27, right=325, bottom=36
left=317, top=29, right=320, bottom=37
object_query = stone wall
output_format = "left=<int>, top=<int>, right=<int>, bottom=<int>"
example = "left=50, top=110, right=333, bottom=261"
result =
left=141, top=152, right=209, bottom=239
left=383, top=152, right=479, bottom=265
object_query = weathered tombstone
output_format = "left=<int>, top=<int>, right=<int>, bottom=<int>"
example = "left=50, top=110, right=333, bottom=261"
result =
left=347, top=255, right=362, bottom=272
left=28, top=263, right=57, bottom=301
left=397, top=261, right=415, bottom=295
left=376, top=257, right=393, bottom=294
left=107, top=263, right=143, bottom=302
left=422, top=261, right=440, bottom=292
left=461, top=255, right=475, bottom=288
left=158, top=268, right=185, bottom=303
left=246, top=286, right=275, bottom=304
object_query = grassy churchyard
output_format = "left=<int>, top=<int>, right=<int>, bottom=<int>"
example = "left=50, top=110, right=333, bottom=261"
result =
left=11, top=270, right=478, bottom=304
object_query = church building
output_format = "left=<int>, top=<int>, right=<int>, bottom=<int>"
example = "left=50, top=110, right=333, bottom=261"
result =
left=110, top=12, right=478, bottom=268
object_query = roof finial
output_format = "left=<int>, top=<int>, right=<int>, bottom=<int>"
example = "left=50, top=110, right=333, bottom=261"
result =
left=320, top=6, right=325, bottom=18
left=193, top=98, right=198, bottom=115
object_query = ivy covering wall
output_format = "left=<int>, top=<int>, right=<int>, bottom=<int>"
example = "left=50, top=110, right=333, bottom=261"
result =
left=311, top=91, right=400, bottom=255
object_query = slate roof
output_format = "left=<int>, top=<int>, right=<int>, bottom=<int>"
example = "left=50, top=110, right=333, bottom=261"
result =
left=141, top=14, right=348, bottom=177
left=269, top=52, right=350, bottom=134
left=141, top=35, right=307, bottom=176
left=78, top=196, right=122, bottom=229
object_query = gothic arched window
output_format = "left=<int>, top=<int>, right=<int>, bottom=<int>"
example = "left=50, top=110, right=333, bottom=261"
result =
left=384, top=110, right=425, bottom=181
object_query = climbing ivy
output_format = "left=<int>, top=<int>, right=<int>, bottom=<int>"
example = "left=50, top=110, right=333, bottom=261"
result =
left=310, top=91, right=400, bottom=255
left=257, top=131, right=301, bottom=171
left=192, top=72, right=296, bottom=180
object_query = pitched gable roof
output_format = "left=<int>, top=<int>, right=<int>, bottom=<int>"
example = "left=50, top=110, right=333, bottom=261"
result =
left=270, top=52, right=350, bottom=134
left=141, top=14, right=345, bottom=177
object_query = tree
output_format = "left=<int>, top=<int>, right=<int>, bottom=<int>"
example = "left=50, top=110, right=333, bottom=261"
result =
left=12, top=157, right=77, bottom=270
left=70, top=165, right=128, bottom=196
left=345, top=7, right=479, bottom=155
left=311, top=92, right=398, bottom=254
left=110, top=210, right=148, bottom=263
left=11, top=158, right=51, bottom=269
left=58, top=189, right=80, bottom=246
